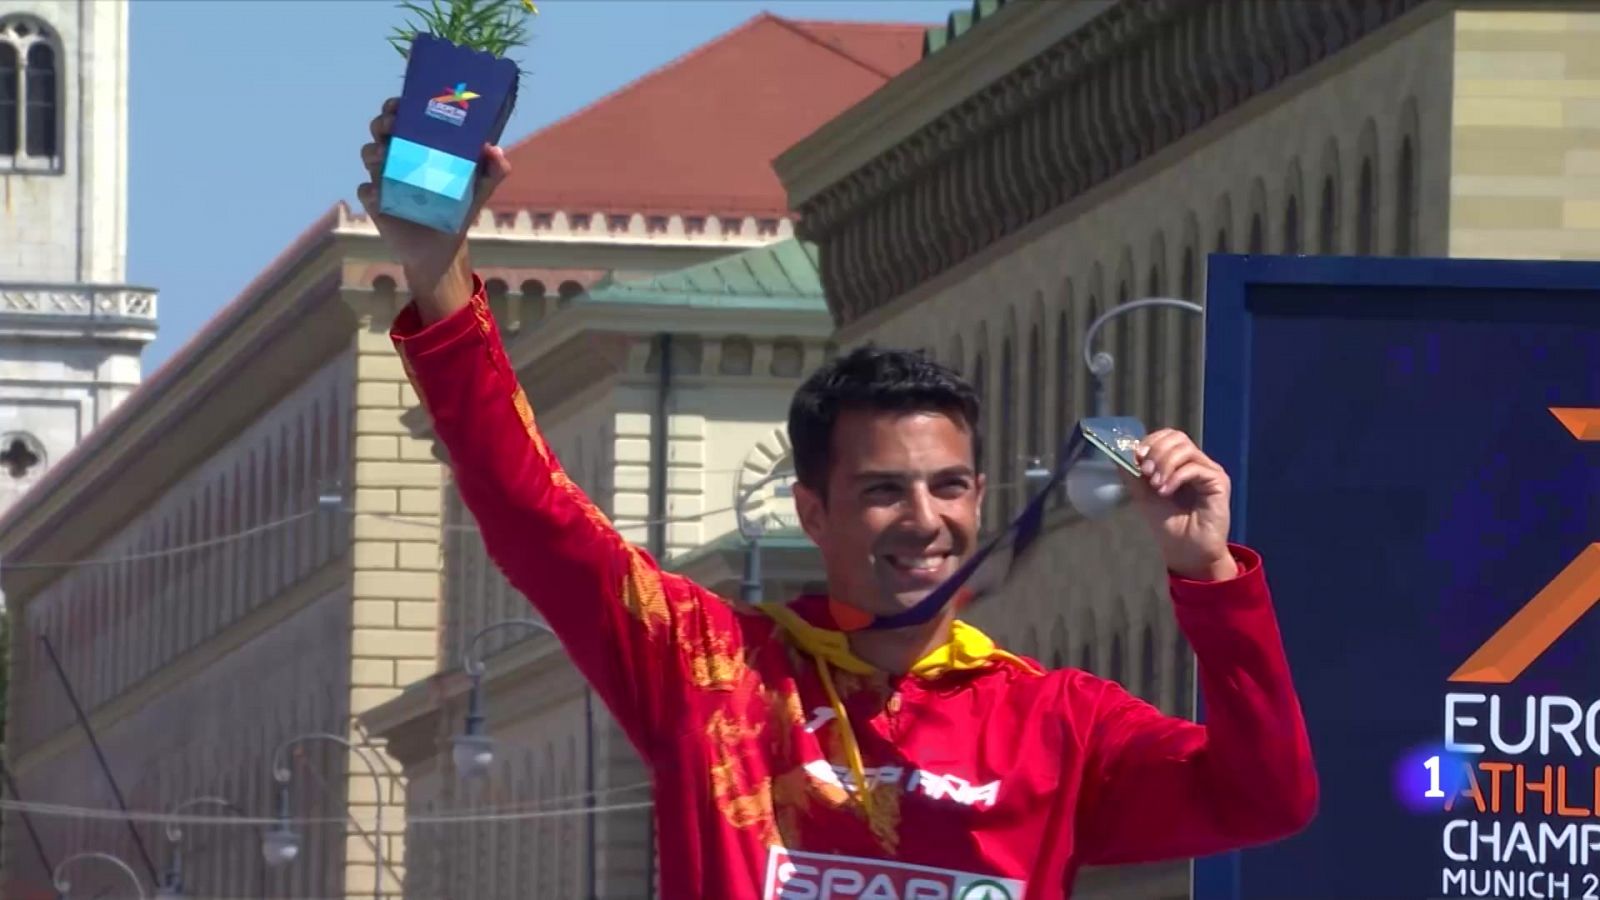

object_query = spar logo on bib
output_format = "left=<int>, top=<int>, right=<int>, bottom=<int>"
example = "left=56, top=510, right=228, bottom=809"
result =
left=763, top=847, right=1025, bottom=900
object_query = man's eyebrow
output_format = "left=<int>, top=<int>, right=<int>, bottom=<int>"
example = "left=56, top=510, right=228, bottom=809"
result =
left=850, top=466, right=975, bottom=483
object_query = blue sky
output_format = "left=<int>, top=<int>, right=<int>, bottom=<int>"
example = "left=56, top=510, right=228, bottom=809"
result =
left=128, top=0, right=960, bottom=372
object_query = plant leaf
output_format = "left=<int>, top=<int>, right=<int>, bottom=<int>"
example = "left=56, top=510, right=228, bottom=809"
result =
left=388, top=0, right=535, bottom=58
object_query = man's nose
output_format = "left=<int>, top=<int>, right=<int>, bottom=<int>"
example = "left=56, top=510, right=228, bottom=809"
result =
left=903, top=484, right=942, bottom=534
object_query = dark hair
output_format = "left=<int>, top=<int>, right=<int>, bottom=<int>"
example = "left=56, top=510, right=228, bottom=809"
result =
left=787, top=345, right=982, bottom=495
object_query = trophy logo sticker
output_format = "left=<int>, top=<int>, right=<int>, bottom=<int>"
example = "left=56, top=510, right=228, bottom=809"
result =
left=425, top=82, right=479, bottom=126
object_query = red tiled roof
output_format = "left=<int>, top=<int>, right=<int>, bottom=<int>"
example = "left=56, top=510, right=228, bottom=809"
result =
left=493, top=13, right=926, bottom=220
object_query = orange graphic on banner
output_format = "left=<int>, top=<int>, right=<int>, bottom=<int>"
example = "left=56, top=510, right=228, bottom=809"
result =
left=1550, top=407, right=1600, bottom=441
left=1448, top=407, right=1600, bottom=684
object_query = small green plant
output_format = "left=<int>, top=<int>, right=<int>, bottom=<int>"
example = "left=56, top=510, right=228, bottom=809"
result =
left=389, top=0, right=538, bottom=59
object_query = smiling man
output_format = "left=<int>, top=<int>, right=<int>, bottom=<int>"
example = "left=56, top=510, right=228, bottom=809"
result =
left=360, top=100, right=1318, bottom=898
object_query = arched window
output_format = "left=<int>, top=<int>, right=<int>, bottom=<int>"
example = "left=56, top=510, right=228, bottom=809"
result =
left=0, top=17, right=60, bottom=163
left=1173, top=634, right=1193, bottom=717
left=0, top=42, right=15, bottom=156
left=972, top=352, right=988, bottom=416
left=1026, top=323, right=1042, bottom=459
left=1178, top=245, right=1199, bottom=432
left=1396, top=136, right=1417, bottom=256
left=1054, top=307, right=1071, bottom=446
left=971, top=348, right=988, bottom=520
left=1144, top=263, right=1165, bottom=424
left=1357, top=158, right=1376, bottom=255
left=1113, top=278, right=1133, bottom=413
left=1081, top=286, right=1103, bottom=416
left=998, top=337, right=1015, bottom=522
left=1283, top=195, right=1301, bottom=254
left=1109, top=631, right=1125, bottom=685
left=1318, top=176, right=1338, bottom=254
left=1140, top=625, right=1157, bottom=700
left=1247, top=214, right=1264, bottom=254
left=1054, top=301, right=1072, bottom=510
left=1050, top=617, right=1069, bottom=670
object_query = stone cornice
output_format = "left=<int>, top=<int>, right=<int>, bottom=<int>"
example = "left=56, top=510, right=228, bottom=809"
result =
left=332, top=227, right=766, bottom=291
left=334, top=201, right=791, bottom=249
left=775, top=0, right=1108, bottom=208
left=779, top=0, right=1433, bottom=324
left=0, top=207, right=349, bottom=594
left=0, top=283, right=159, bottom=341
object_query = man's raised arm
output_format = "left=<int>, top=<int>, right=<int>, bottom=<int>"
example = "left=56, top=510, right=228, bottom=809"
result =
left=1069, top=428, right=1318, bottom=864
left=1071, top=546, right=1318, bottom=865
left=358, top=99, right=734, bottom=751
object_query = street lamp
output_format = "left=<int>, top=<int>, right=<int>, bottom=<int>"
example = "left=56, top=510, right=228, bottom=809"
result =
left=734, top=466, right=796, bottom=606
left=454, top=618, right=555, bottom=779
left=266, top=732, right=387, bottom=900
left=155, top=795, right=263, bottom=899
left=53, top=851, right=147, bottom=899
left=1082, top=296, right=1204, bottom=418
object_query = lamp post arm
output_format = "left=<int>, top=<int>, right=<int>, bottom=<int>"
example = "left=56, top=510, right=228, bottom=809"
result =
left=1080, top=296, right=1206, bottom=379
left=270, top=732, right=383, bottom=804
left=463, top=618, right=554, bottom=677
left=1080, top=296, right=1205, bottom=417
left=164, top=795, right=248, bottom=844
left=53, top=851, right=148, bottom=899
left=270, top=732, right=387, bottom=900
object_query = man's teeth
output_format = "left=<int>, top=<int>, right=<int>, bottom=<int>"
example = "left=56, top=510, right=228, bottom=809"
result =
left=889, top=555, right=947, bottom=571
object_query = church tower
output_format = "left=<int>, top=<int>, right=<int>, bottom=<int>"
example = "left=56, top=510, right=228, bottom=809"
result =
left=0, top=0, right=156, bottom=516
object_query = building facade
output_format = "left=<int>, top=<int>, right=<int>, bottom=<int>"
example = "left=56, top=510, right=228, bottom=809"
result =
left=775, top=0, right=1600, bottom=896
left=0, top=13, right=918, bottom=898
left=361, top=239, right=832, bottom=900
left=0, top=202, right=785, bottom=899
left=0, top=0, right=156, bottom=523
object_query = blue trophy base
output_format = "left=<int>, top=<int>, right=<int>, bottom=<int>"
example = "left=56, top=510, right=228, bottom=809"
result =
left=378, top=136, right=479, bottom=233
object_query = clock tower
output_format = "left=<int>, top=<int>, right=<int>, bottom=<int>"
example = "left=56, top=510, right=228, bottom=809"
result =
left=0, top=0, right=157, bottom=517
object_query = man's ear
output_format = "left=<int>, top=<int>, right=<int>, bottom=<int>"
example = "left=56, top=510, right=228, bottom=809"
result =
left=792, top=481, right=827, bottom=547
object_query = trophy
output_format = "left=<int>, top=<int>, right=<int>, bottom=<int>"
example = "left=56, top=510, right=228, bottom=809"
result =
left=380, top=0, right=536, bottom=233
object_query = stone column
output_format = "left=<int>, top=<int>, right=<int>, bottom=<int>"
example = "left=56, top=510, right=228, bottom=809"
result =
left=342, top=289, right=446, bottom=897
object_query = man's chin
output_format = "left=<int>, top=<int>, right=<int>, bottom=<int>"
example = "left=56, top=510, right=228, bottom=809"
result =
left=865, top=584, right=940, bottom=616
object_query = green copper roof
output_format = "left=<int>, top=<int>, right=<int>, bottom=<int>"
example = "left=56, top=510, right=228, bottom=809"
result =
left=586, top=238, right=826, bottom=312
left=923, top=0, right=1008, bottom=58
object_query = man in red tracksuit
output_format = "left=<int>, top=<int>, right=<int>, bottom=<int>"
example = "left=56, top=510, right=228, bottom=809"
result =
left=359, top=100, right=1317, bottom=898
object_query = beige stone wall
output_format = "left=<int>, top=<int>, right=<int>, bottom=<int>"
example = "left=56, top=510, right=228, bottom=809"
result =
left=4, top=586, right=353, bottom=898
left=1449, top=7, right=1600, bottom=258
left=851, top=4, right=1454, bottom=648
left=343, top=290, right=449, bottom=896
left=2, top=349, right=357, bottom=895
left=396, top=638, right=605, bottom=899
left=836, top=8, right=1461, bottom=898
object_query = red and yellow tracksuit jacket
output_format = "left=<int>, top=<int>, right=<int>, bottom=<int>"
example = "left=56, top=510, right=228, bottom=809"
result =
left=391, top=278, right=1319, bottom=899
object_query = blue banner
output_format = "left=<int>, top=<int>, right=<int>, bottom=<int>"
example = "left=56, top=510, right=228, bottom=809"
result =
left=1195, top=255, right=1600, bottom=900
